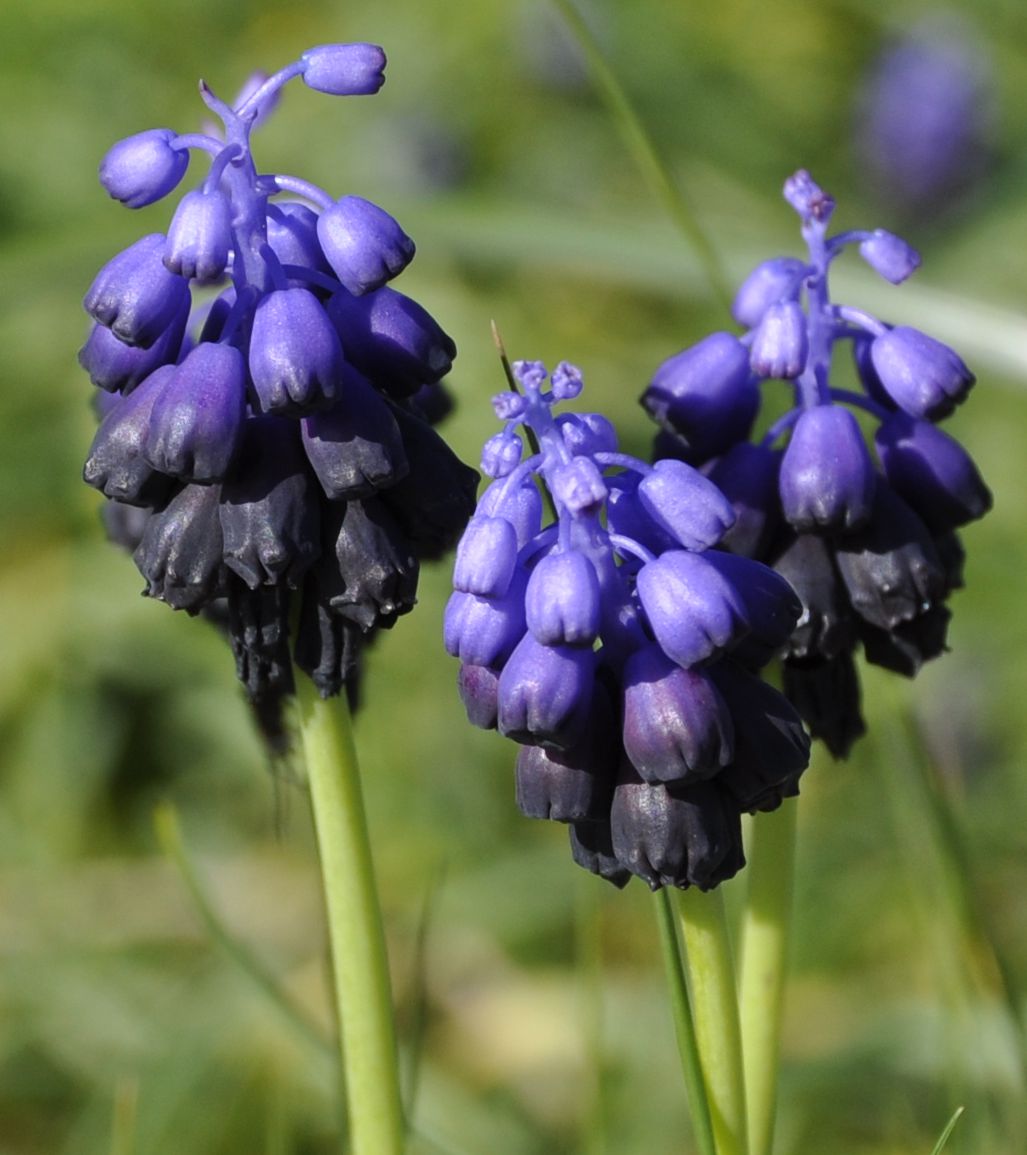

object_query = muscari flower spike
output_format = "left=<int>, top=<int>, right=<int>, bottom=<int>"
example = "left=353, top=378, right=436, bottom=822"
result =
left=81, top=45, right=478, bottom=743
left=446, top=360, right=810, bottom=891
left=641, top=170, right=991, bottom=758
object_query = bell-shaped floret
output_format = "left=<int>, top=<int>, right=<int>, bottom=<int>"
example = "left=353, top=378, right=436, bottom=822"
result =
left=301, top=366, right=408, bottom=499
left=443, top=571, right=527, bottom=668
left=605, top=475, right=676, bottom=556
left=622, top=644, right=734, bottom=784
left=874, top=411, right=991, bottom=531
left=749, top=300, right=809, bottom=379
left=858, top=229, right=921, bottom=284
left=457, top=662, right=501, bottom=730
left=497, top=632, right=597, bottom=749
left=731, top=257, right=808, bottom=328
left=453, top=515, right=519, bottom=599
left=705, top=441, right=782, bottom=558
left=636, top=458, right=736, bottom=551
left=300, top=43, right=386, bottom=96
left=317, top=196, right=414, bottom=295
left=83, top=365, right=177, bottom=506
left=636, top=549, right=749, bottom=669
left=869, top=326, right=974, bottom=420
left=611, top=769, right=745, bottom=890
left=481, top=432, right=522, bottom=479
left=556, top=412, right=617, bottom=458
left=85, top=233, right=192, bottom=349
left=569, top=821, right=631, bottom=889
left=779, top=404, right=876, bottom=532
left=771, top=532, right=854, bottom=662
left=249, top=287, right=343, bottom=414
left=701, top=550, right=802, bottom=667
left=525, top=550, right=601, bottom=646
left=164, top=189, right=232, bottom=282
left=859, top=603, right=951, bottom=677
left=219, top=415, right=320, bottom=589
left=641, top=332, right=759, bottom=461
left=225, top=580, right=294, bottom=704
left=834, top=483, right=946, bottom=631
left=782, top=652, right=865, bottom=760
left=79, top=310, right=187, bottom=394
left=294, top=577, right=363, bottom=700
left=99, top=129, right=189, bottom=209
left=144, top=342, right=247, bottom=482
left=267, top=202, right=329, bottom=275
left=133, top=483, right=226, bottom=612
left=711, top=661, right=810, bottom=811
left=550, top=457, right=608, bottom=517
left=477, top=477, right=543, bottom=548
left=326, top=286, right=456, bottom=394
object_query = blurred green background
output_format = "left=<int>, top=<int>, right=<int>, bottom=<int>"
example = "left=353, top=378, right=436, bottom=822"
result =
left=3, top=0, right=1027, bottom=1152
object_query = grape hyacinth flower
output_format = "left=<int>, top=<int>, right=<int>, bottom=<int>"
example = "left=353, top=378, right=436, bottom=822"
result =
left=81, top=45, right=478, bottom=734
left=446, top=359, right=810, bottom=890
left=642, top=170, right=991, bottom=757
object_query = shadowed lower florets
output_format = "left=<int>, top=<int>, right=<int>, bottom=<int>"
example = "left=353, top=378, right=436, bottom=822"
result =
left=81, top=45, right=478, bottom=726
left=641, top=170, right=991, bottom=757
left=446, top=359, right=810, bottom=890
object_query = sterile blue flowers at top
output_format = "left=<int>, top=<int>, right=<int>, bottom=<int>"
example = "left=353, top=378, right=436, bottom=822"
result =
left=446, top=360, right=810, bottom=890
left=641, top=170, right=991, bottom=757
left=81, top=45, right=478, bottom=733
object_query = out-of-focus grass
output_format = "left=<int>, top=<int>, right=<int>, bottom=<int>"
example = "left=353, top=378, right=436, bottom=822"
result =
left=2, top=0, right=1027, bottom=1152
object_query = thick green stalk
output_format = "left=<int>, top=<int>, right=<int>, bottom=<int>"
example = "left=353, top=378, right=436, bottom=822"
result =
left=677, top=887, right=749, bottom=1155
left=297, top=677, right=406, bottom=1155
left=737, top=804, right=798, bottom=1155
left=654, top=889, right=718, bottom=1155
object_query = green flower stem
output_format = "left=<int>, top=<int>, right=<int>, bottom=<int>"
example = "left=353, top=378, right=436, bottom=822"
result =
left=737, top=803, right=798, bottom=1155
left=677, top=887, right=749, bottom=1155
left=654, top=889, right=718, bottom=1155
left=296, top=677, right=406, bottom=1155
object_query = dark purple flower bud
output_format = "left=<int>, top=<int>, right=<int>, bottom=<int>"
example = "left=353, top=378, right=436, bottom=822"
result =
left=101, top=499, right=152, bottom=552
left=934, top=530, right=966, bottom=593
left=301, top=367, right=408, bottom=499
left=749, top=300, right=809, bottom=379
left=834, top=484, right=946, bottom=631
left=701, top=550, right=802, bottom=666
left=301, top=43, right=387, bottom=96
left=731, top=257, right=808, bottom=328
left=317, top=196, right=414, bottom=295
left=516, top=738, right=613, bottom=823
left=874, top=411, right=991, bottom=531
left=622, top=644, right=733, bottom=784
left=133, top=482, right=226, bottom=612
left=477, top=477, right=543, bottom=547
left=636, top=549, right=749, bottom=669
left=781, top=653, right=865, bottom=760
left=226, top=580, right=294, bottom=703
left=326, top=286, right=455, bottom=394
left=79, top=311, right=187, bottom=394
left=550, top=457, right=607, bottom=516
left=457, top=662, right=500, bottom=729
left=869, top=326, right=974, bottom=420
left=556, top=412, right=618, bottom=457
left=219, top=415, right=320, bottom=589
left=326, top=497, right=419, bottom=630
left=267, top=202, right=330, bottom=276
left=636, top=458, right=736, bottom=551
left=858, top=229, right=921, bottom=284
left=453, top=515, right=519, bottom=599
left=443, top=573, right=527, bottom=668
left=164, top=189, right=232, bottom=282
left=525, top=550, right=601, bottom=646
left=497, top=633, right=597, bottom=749
left=779, top=404, right=876, bottom=532
left=570, top=821, right=631, bottom=889
left=711, top=661, right=810, bottom=811
left=783, top=169, right=835, bottom=223
left=859, top=604, right=951, bottom=677
left=611, top=769, right=744, bottom=890
left=481, top=431, right=523, bottom=478
left=99, top=129, right=189, bottom=209
left=249, top=287, right=343, bottom=414
left=294, top=577, right=364, bottom=701
left=144, top=342, right=247, bottom=482
left=771, top=532, right=854, bottom=662
left=378, top=405, right=479, bottom=559
left=641, top=332, right=759, bottom=461
left=83, top=366, right=177, bottom=506
left=705, top=442, right=782, bottom=559
left=84, top=233, right=192, bottom=349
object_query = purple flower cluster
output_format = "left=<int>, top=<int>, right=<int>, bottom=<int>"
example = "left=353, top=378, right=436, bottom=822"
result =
left=81, top=45, right=478, bottom=725
left=446, top=361, right=810, bottom=890
left=642, top=170, right=991, bottom=757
